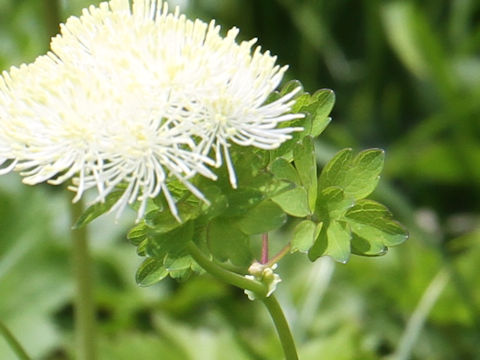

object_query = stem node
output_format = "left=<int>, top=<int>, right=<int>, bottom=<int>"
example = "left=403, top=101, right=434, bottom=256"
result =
left=186, top=241, right=298, bottom=360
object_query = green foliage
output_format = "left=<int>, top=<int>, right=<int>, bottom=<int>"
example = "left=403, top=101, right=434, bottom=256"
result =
left=117, top=79, right=345, bottom=284
left=346, top=200, right=408, bottom=256
left=7, top=0, right=479, bottom=358
left=316, top=187, right=353, bottom=220
left=115, top=78, right=406, bottom=287
left=310, top=220, right=352, bottom=264
left=273, top=87, right=335, bottom=159
left=308, top=149, right=407, bottom=263
left=293, top=136, right=317, bottom=210
left=135, top=258, right=168, bottom=287
left=270, top=158, right=300, bottom=184
left=207, top=217, right=252, bottom=266
left=318, top=148, right=384, bottom=201
left=292, top=220, right=322, bottom=253
left=144, top=201, right=200, bottom=232
left=73, top=190, right=124, bottom=229
left=272, top=187, right=311, bottom=217
left=235, top=200, right=286, bottom=235
left=292, top=89, right=334, bottom=138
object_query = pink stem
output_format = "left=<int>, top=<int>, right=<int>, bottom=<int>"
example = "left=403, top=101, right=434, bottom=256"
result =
left=261, top=233, right=269, bottom=264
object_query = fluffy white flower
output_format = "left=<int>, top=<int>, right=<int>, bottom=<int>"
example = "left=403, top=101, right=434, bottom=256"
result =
left=0, top=0, right=302, bottom=220
left=191, top=39, right=303, bottom=187
left=0, top=54, right=216, bottom=220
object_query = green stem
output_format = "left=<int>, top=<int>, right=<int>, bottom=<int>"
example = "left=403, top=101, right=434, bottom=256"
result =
left=43, top=0, right=61, bottom=40
left=266, top=243, right=291, bottom=268
left=70, top=200, right=96, bottom=360
left=261, top=296, right=299, bottom=360
left=186, top=242, right=268, bottom=296
left=186, top=242, right=298, bottom=360
left=0, top=321, right=31, bottom=360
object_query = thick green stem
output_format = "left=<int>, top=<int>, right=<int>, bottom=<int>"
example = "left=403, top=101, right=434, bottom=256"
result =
left=0, top=321, right=31, bottom=360
left=44, top=2, right=96, bottom=358
left=186, top=241, right=298, bottom=360
left=43, top=0, right=61, bottom=40
left=261, top=296, right=299, bottom=360
left=70, top=200, right=96, bottom=360
left=186, top=242, right=268, bottom=296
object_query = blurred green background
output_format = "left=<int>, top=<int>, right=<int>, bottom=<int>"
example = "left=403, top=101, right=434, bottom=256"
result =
left=1, top=0, right=480, bottom=359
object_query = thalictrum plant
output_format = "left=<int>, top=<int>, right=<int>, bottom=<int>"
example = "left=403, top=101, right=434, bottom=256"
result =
left=0, top=1, right=407, bottom=359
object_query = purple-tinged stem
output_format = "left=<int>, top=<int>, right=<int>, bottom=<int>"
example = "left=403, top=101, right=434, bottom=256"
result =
left=261, top=233, right=269, bottom=264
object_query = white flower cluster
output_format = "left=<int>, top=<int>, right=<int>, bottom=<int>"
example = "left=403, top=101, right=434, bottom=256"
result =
left=0, top=0, right=302, bottom=220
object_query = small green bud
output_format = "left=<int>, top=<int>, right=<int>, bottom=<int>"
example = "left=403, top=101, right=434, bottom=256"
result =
left=244, top=262, right=282, bottom=300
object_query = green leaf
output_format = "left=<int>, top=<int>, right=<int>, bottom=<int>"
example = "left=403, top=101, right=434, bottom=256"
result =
left=292, top=93, right=314, bottom=112
left=146, top=221, right=194, bottom=260
left=144, top=201, right=201, bottom=233
left=350, top=233, right=388, bottom=257
left=318, top=148, right=385, bottom=200
left=272, top=90, right=314, bottom=159
left=235, top=200, right=286, bottom=235
left=294, top=136, right=317, bottom=210
left=345, top=199, right=391, bottom=221
left=310, top=89, right=335, bottom=137
left=246, top=170, right=275, bottom=191
left=316, top=186, right=354, bottom=220
left=207, top=218, right=252, bottom=266
left=280, top=79, right=304, bottom=97
left=349, top=149, right=385, bottom=198
left=164, top=255, right=196, bottom=272
left=263, top=176, right=295, bottom=199
left=271, top=187, right=311, bottom=217
left=199, top=185, right=228, bottom=219
left=292, top=220, right=323, bottom=253
left=136, top=257, right=168, bottom=287
left=292, top=89, right=335, bottom=138
left=308, top=220, right=351, bottom=263
left=345, top=199, right=408, bottom=255
left=223, top=188, right=265, bottom=216
left=72, top=189, right=123, bottom=229
left=265, top=90, right=281, bottom=105
left=228, top=148, right=270, bottom=187
left=127, top=222, right=147, bottom=246
left=270, top=158, right=300, bottom=184
left=137, top=221, right=198, bottom=281
left=319, top=148, right=352, bottom=186
left=167, top=268, right=193, bottom=281
left=136, top=239, right=148, bottom=256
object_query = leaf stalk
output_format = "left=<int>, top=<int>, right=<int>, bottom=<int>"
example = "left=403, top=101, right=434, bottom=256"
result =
left=0, top=321, right=31, bottom=360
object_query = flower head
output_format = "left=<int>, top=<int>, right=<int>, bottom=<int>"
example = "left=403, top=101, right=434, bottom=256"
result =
left=0, top=0, right=302, bottom=220
left=191, top=42, right=303, bottom=187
